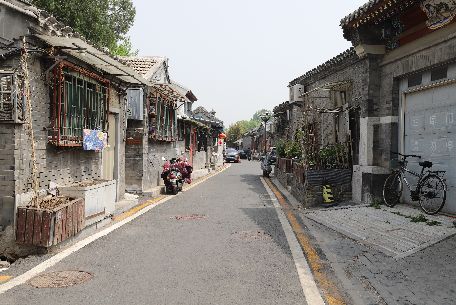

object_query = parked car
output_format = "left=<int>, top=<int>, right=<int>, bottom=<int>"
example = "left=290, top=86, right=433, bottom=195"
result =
left=238, top=150, right=248, bottom=159
left=225, top=148, right=240, bottom=163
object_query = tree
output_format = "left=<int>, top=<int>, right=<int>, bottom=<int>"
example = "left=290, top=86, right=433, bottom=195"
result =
left=226, top=122, right=244, bottom=146
left=110, top=37, right=138, bottom=56
left=225, top=109, right=271, bottom=146
left=30, top=0, right=137, bottom=55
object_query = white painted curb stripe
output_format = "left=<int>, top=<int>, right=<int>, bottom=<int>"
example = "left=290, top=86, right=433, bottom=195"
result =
left=0, top=165, right=230, bottom=295
left=260, top=177, right=325, bottom=305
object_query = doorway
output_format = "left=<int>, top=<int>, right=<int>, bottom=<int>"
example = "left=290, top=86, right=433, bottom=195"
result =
left=349, top=108, right=360, bottom=166
left=102, top=112, right=119, bottom=200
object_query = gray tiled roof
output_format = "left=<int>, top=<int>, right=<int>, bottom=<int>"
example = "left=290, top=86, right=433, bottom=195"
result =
left=340, top=0, right=418, bottom=28
left=3, top=0, right=147, bottom=85
left=34, top=35, right=149, bottom=85
left=340, top=0, right=383, bottom=27
left=119, top=56, right=166, bottom=80
left=289, top=48, right=357, bottom=86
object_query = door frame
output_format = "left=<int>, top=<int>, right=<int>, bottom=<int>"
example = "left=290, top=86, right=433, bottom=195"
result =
left=106, top=108, right=120, bottom=202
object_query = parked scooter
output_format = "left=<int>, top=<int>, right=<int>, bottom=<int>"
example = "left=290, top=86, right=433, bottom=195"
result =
left=261, top=153, right=273, bottom=177
left=161, top=157, right=193, bottom=195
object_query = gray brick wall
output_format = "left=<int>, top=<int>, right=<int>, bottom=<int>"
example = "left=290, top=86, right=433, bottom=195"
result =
left=291, top=57, right=370, bottom=149
left=0, top=123, right=16, bottom=227
left=21, top=58, right=104, bottom=192
left=0, top=55, right=129, bottom=228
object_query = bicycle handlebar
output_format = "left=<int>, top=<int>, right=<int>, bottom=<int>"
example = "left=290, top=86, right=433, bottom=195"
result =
left=390, top=151, right=421, bottom=159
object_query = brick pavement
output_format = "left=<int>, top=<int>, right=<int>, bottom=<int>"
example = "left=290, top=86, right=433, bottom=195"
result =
left=299, top=207, right=456, bottom=305
left=271, top=178, right=456, bottom=304
left=304, top=205, right=456, bottom=258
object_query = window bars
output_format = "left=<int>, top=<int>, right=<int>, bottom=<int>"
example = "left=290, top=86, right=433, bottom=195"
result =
left=49, top=61, right=110, bottom=147
left=0, top=72, right=25, bottom=122
left=148, top=92, right=176, bottom=142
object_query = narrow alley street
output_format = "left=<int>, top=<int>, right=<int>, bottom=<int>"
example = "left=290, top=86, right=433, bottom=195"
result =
left=3, top=1, right=456, bottom=304
left=1, top=162, right=307, bottom=305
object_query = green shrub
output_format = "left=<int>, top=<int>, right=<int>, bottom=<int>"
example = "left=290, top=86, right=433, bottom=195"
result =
left=285, top=140, right=302, bottom=159
left=276, top=140, right=286, bottom=158
left=276, top=139, right=302, bottom=159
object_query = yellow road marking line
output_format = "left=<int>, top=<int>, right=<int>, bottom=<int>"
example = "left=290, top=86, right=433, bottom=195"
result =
left=112, top=196, right=166, bottom=222
left=0, top=276, right=12, bottom=283
left=264, top=178, right=347, bottom=305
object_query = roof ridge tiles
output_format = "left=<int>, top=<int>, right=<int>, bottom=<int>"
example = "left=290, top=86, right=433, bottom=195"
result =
left=3, top=0, right=129, bottom=65
left=290, top=48, right=357, bottom=85
left=340, top=0, right=419, bottom=28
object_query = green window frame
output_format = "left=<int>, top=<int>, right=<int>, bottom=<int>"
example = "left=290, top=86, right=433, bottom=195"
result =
left=149, top=93, right=176, bottom=141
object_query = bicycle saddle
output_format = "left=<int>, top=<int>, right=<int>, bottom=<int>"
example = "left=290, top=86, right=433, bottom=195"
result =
left=419, top=161, right=433, bottom=168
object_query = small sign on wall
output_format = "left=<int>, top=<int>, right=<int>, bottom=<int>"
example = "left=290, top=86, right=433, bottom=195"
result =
left=83, top=129, right=107, bottom=151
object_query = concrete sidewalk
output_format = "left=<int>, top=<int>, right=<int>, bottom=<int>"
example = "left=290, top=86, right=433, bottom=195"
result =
left=305, top=204, right=456, bottom=258
left=271, top=177, right=456, bottom=258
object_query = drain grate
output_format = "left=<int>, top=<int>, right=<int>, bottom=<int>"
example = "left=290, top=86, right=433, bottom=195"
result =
left=29, top=271, right=93, bottom=288
left=172, top=214, right=207, bottom=221
left=232, top=230, right=272, bottom=241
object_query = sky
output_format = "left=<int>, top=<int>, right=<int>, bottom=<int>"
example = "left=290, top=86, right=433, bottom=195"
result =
left=129, top=0, right=366, bottom=127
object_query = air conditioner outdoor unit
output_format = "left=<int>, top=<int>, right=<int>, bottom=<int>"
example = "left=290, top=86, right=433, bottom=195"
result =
left=292, top=84, right=304, bottom=102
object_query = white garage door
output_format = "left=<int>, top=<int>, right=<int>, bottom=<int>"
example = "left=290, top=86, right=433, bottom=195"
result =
left=403, top=83, right=456, bottom=214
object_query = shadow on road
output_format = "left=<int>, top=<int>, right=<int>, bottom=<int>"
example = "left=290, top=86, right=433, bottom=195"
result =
left=238, top=173, right=292, bottom=257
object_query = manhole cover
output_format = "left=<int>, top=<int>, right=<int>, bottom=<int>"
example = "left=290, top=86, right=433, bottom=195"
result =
left=232, top=230, right=272, bottom=241
left=259, top=194, right=272, bottom=201
left=172, top=214, right=207, bottom=221
left=29, top=271, right=93, bottom=288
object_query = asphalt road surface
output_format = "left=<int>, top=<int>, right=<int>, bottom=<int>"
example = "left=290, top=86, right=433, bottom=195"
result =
left=2, top=161, right=307, bottom=305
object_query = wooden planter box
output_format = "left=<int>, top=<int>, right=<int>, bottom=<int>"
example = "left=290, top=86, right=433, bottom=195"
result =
left=16, top=198, right=85, bottom=247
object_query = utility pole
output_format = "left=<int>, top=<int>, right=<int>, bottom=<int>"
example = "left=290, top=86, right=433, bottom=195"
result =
left=260, top=112, right=271, bottom=156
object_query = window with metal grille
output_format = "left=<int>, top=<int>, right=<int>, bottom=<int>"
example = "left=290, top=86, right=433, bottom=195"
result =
left=0, top=72, right=24, bottom=123
left=177, top=120, right=185, bottom=141
left=149, top=93, right=176, bottom=141
left=184, top=123, right=191, bottom=150
left=49, top=62, right=109, bottom=147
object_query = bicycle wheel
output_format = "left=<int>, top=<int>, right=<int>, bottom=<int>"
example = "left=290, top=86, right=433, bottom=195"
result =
left=418, top=174, right=446, bottom=215
left=383, top=172, right=402, bottom=207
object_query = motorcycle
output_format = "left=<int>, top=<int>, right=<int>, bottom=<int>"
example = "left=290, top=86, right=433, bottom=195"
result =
left=161, top=157, right=193, bottom=195
left=261, top=153, right=273, bottom=177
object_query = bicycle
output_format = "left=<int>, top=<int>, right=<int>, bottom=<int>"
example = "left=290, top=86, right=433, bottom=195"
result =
left=383, top=152, right=447, bottom=215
